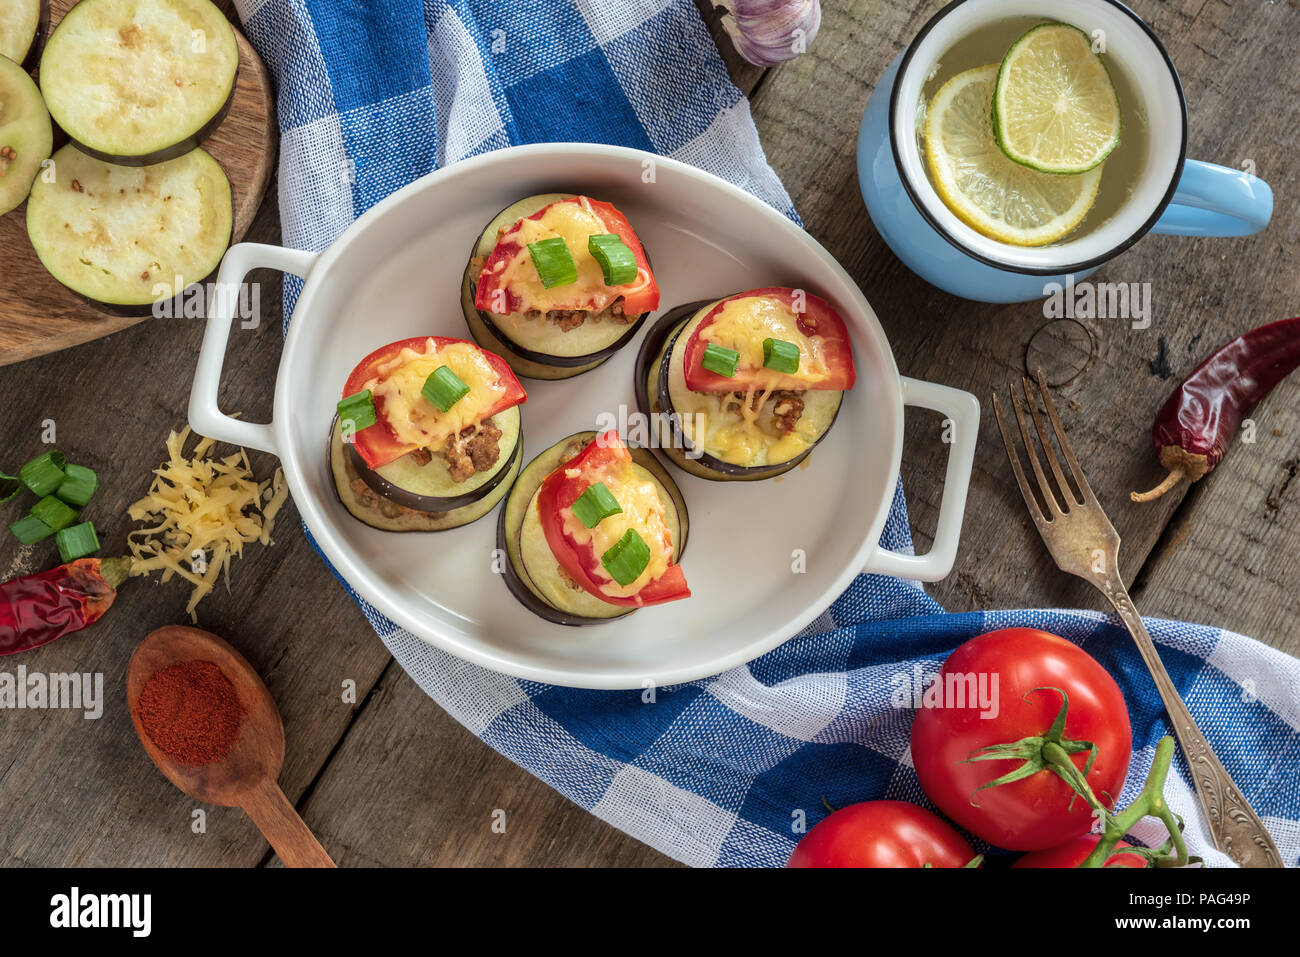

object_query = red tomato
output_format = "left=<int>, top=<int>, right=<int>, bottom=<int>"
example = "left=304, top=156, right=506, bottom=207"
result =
left=787, top=801, right=976, bottom=868
left=343, top=337, right=527, bottom=470
left=535, top=430, right=689, bottom=608
left=474, top=196, right=659, bottom=316
left=681, top=287, right=856, bottom=393
left=910, top=628, right=1132, bottom=852
left=1013, top=836, right=1147, bottom=869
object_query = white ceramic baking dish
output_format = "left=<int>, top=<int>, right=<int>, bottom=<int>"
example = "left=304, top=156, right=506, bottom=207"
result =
left=190, top=143, right=978, bottom=689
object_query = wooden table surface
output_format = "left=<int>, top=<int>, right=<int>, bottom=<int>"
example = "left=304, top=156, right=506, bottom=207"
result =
left=2, top=0, right=1297, bottom=868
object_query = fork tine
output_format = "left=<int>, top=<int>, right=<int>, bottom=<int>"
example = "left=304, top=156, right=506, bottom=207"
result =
left=1021, top=375, right=1079, bottom=509
left=992, top=391, right=1046, bottom=526
left=1031, top=369, right=1099, bottom=504
left=1008, top=379, right=1063, bottom=516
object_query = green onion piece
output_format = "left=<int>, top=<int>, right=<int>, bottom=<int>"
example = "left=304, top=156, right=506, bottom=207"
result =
left=20, top=450, right=66, bottom=496
left=337, top=390, right=379, bottom=432
left=56, top=464, right=99, bottom=508
left=601, top=528, right=651, bottom=587
left=422, top=366, right=471, bottom=413
left=31, top=496, right=79, bottom=532
left=0, top=472, right=19, bottom=504
left=528, top=237, right=578, bottom=288
left=701, top=342, right=741, bottom=378
left=570, top=482, right=622, bottom=529
left=10, top=514, right=54, bottom=546
left=762, top=337, right=801, bottom=374
left=587, top=234, right=638, bottom=286
left=56, top=521, right=100, bottom=562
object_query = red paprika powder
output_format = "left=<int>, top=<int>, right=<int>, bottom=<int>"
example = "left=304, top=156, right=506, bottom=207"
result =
left=137, top=660, right=246, bottom=765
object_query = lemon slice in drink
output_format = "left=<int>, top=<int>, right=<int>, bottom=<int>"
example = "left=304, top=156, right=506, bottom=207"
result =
left=993, top=23, right=1121, bottom=173
left=924, top=65, right=1102, bottom=247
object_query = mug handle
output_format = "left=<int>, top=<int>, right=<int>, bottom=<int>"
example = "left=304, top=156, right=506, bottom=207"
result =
left=189, top=243, right=320, bottom=456
left=1150, top=159, right=1273, bottom=237
left=864, top=378, right=979, bottom=583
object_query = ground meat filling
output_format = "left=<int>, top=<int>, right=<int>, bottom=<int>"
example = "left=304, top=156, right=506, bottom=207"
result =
left=727, top=389, right=806, bottom=434
left=469, top=255, right=634, bottom=331
left=443, top=418, right=504, bottom=483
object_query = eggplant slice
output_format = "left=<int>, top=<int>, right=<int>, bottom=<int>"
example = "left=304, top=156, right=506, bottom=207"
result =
left=330, top=417, right=522, bottom=533
left=498, top=431, right=689, bottom=626
left=0, top=0, right=47, bottom=69
left=26, top=143, right=232, bottom=308
left=633, top=301, right=844, bottom=482
left=462, top=193, right=651, bottom=380
left=39, top=0, right=238, bottom=165
left=0, top=54, right=52, bottom=217
left=346, top=406, right=521, bottom=514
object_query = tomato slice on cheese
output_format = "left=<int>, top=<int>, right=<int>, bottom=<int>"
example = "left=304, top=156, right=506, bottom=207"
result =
left=535, top=431, right=689, bottom=608
left=343, top=337, right=527, bottom=470
left=682, top=288, right=856, bottom=393
left=474, top=196, right=659, bottom=317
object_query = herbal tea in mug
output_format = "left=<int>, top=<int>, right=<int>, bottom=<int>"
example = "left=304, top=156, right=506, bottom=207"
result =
left=919, top=16, right=1149, bottom=248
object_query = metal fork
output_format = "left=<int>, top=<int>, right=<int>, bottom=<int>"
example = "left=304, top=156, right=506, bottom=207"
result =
left=993, top=371, right=1282, bottom=867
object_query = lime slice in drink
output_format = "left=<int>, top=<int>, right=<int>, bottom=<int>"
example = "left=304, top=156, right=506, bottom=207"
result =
left=925, top=65, right=1102, bottom=247
left=993, top=22, right=1121, bottom=174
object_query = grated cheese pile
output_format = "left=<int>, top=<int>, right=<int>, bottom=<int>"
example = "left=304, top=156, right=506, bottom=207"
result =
left=127, top=427, right=288, bottom=622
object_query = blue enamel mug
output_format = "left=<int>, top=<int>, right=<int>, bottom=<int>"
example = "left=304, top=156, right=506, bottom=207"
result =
left=857, top=0, right=1273, bottom=304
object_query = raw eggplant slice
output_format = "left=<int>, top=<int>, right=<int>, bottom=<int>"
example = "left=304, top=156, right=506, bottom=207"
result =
left=26, top=144, right=232, bottom=307
left=0, top=0, right=47, bottom=69
left=330, top=417, right=522, bottom=533
left=39, top=0, right=238, bottom=164
left=346, top=406, right=522, bottom=513
left=498, top=431, right=689, bottom=626
left=0, top=54, right=52, bottom=216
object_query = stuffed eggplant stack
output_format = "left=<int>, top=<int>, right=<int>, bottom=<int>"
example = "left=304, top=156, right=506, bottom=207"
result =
left=462, top=193, right=659, bottom=379
left=499, top=430, right=690, bottom=625
left=634, top=287, right=857, bottom=481
left=331, top=337, right=528, bottom=531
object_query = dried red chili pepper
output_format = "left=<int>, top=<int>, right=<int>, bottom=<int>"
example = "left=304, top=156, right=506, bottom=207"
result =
left=0, top=557, right=132, bottom=655
left=1132, top=317, right=1300, bottom=502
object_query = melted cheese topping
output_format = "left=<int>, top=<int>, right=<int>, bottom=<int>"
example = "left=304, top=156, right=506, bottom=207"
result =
left=700, top=296, right=831, bottom=389
left=365, top=339, right=505, bottom=449
left=485, top=198, right=649, bottom=312
left=559, top=461, right=672, bottom=599
left=127, top=427, right=287, bottom=622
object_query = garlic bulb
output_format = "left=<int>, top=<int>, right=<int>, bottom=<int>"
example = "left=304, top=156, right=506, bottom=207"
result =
left=718, top=0, right=822, bottom=67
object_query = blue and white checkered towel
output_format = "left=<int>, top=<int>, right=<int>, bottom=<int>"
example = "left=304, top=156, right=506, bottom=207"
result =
left=235, top=0, right=1300, bottom=867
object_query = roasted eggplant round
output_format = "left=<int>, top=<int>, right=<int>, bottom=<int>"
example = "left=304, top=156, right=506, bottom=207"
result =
left=26, top=144, right=232, bottom=309
left=462, top=193, right=654, bottom=380
left=39, top=0, right=238, bottom=165
left=0, top=0, right=48, bottom=70
left=330, top=414, right=522, bottom=533
left=498, top=431, right=689, bottom=626
left=0, top=54, right=52, bottom=217
left=634, top=299, right=845, bottom=482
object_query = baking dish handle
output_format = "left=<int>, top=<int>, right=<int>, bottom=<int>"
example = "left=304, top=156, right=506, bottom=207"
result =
left=864, top=378, right=979, bottom=583
left=189, top=243, right=319, bottom=456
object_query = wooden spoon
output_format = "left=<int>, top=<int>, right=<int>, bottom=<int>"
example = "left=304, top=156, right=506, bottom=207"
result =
left=126, top=626, right=336, bottom=868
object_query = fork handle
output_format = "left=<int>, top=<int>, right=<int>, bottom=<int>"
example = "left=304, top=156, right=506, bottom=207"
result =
left=1101, top=580, right=1283, bottom=867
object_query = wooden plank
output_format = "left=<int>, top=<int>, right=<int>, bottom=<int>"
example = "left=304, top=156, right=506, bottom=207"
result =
left=0, top=0, right=277, bottom=367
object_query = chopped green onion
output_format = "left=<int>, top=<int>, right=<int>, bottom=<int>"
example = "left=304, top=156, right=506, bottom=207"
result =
left=20, top=450, right=66, bottom=496
left=571, top=482, right=622, bottom=529
left=10, top=514, right=54, bottom=546
left=31, top=496, right=79, bottom=532
left=762, top=337, right=801, bottom=374
left=56, top=464, right=99, bottom=508
left=422, top=366, right=470, bottom=413
left=528, top=237, right=578, bottom=288
left=56, top=521, right=100, bottom=562
left=337, top=390, right=379, bottom=432
left=587, top=234, right=638, bottom=286
left=701, top=342, right=741, bottom=378
left=601, top=528, right=651, bottom=586
left=0, top=471, right=19, bottom=504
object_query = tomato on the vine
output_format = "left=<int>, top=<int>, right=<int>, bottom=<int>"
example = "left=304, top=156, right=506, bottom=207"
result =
left=787, top=801, right=977, bottom=868
left=1013, top=835, right=1147, bottom=868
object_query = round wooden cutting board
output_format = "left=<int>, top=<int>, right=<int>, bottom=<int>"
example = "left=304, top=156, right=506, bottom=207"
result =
left=0, top=0, right=276, bottom=367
